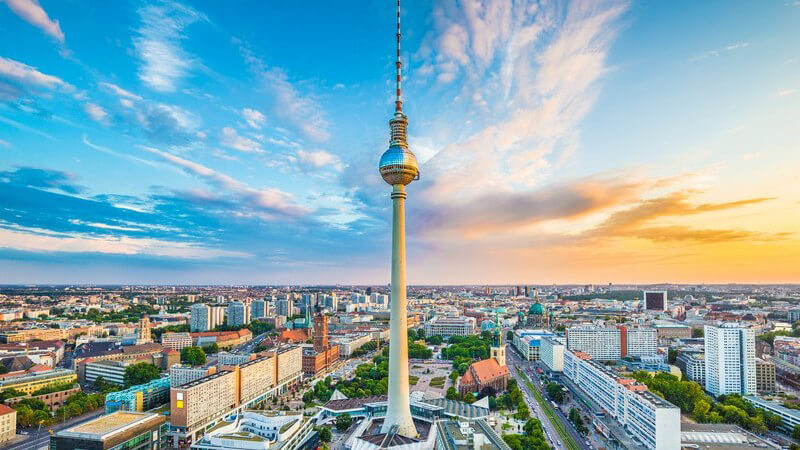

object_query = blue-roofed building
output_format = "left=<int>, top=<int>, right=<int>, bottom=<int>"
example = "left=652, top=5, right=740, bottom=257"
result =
left=105, top=376, right=171, bottom=413
left=512, top=329, right=554, bottom=361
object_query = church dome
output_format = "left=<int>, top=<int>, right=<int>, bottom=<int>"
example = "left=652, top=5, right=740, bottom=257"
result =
left=529, top=303, right=544, bottom=315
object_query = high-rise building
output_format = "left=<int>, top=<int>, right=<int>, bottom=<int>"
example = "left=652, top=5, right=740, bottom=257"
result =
left=643, top=290, right=667, bottom=311
left=276, top=298, right=294, bottom=317
left=566, top=326, right=622, bottom=360
left=227, top=301, right=249, bottom=327
left=676, top=350, right=705, bottom=386
left=620, top=326, right=658, bottom=357
left=190, top=303, right=210, bottom=332
left=251, top=298, right=267, bottom=319
left=704, top=323, right=756, bottom=396
left=540, top=336, right=565, bottom=372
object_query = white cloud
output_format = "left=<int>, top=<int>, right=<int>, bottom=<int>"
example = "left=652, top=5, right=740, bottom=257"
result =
left=0, top=56, right=74, bottom=91
left=297, top=149, right=344, bottom=172
left=133, top=1, right=206, bottom=92
left=99, top=82, right=143, bottom=100
left=84, top=103, right=108, bottom=122
left=220, top=127, right=263, bottom=153
left=415, top=0, right=628, bottom=216
left=0, top=139, right=11, bottom=148
left=0, top=225, right=249, bottom=259
left=143, top=146, right=310, bottom=216
left=1, top=0, right=64, bottom=43
left=689, top=41, right=750, bottom=62
left=776, top=88, right=796, bottom=97
left=242, top=108, right=266, bottom=129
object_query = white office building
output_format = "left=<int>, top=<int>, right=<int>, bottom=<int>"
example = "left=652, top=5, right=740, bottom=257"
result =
left=563, top=349, right=681, bottom=450
left=566, top=326, right=621, bottom=360
left=423, top=316, right=476, bottom=339
left=705, top=323, right=756, bottom=396
left=625, top=327, right=658, bottom=357
left=227, top=301, right=250, bottom=327
left=676, top=351, right=705, bottom=387
left=190, top=303, right=211, bottom=332
left=540, top=336, right=565, bottom=372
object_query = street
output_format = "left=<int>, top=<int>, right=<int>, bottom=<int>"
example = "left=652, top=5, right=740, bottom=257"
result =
left=506, top=347, right=588, bottom=450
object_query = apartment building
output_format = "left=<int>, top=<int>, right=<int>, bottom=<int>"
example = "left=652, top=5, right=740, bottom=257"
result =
left=0, top=368, right=77, bottom=394
left=423, top=316, right=476, bottom=339
left=169, top=345, right=303, bottom=447
left=756, top=358, right=776, bottom=393
left=540, top=336, right=565, bottom=372
left=227, top=301, right=250, bottom=327
left=170, top=365, right=217, bottom=388
left=624, top=327, right=658, bottom=357
left=566, top=327, right=621, bottom=360
left=676, top=350, right=705, bottom=387
left=704, top=323, right=756, bottom=396
left=84, top=360, right=130, bottom=386
left=563, top=349, right=680, bottom=450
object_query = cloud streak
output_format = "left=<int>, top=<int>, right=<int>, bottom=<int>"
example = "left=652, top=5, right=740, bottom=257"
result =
left=0, top=56, right=74, bottom=91
left=1, top=0, right=65, bottom=43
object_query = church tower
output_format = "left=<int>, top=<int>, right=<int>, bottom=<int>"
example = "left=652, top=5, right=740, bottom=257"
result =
left=138, top=315, right=152, bottom=344
left=490, top=312, right=506, bottom=367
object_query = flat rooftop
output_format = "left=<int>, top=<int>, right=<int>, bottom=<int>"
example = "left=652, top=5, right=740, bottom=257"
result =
left=60, top=411, right=164, bottom=440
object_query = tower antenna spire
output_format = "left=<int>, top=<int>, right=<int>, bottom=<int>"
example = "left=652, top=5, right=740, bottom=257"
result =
left=395, top=0, right=403, bottom=113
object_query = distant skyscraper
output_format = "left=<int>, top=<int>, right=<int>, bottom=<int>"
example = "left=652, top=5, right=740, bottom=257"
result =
left=377, top=0, right=419, bottom=437
left=643, top=290, right=667, bottom=311
left=276, top=298, right=294, bottom=317
left=227, top=301, right=250, bottom=327
left=251, top=298, right=267, bottom=319
left=705, top=323, right=756, bottom=396
left=190, top=303, right=210, bottom=332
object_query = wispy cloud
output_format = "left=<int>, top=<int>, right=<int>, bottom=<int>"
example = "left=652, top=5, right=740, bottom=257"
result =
left=688, top=41, right=749, bottom=62
left=1, top=0, right=64, bottom=43
left=219, top=127, right=263, bottom=153
left=0, top=56, right=74, bottom=91
left=133, top=1, right=206, bottom=92
left=83, top=103, right=108, bottom=123
left=142, top=146, right=310, bottom=217
left=99, top=82, right=143, bottom=100
left=82, top=135, right=159, bottom=167
left=235, top=41, right=330, bottom=142
left=242, top=108, right=266, bottom=129
left=775, top=88, right=796, bottom=97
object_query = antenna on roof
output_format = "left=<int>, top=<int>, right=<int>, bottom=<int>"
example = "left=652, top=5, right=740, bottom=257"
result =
left=395, top=0, right=403, bottom=113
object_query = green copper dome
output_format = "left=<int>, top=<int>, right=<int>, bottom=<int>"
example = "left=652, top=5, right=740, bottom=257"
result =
left=529, top=303, right=544, bottom=315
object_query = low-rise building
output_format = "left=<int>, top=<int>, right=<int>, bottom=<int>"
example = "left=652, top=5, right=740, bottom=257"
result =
left=0, top=404, right=16, bottom=445
left=755, top=358, right=776, bottom=393
left=163, top=332, right=193, bottom=351
left=189, top=411, right=315, bottom=450
left=744, top=396, right=800, bottom=434
left=84, top=360, right=133, bottom=386
left=50, top=411, right=167, bottom=450
left=423, top=316, right=476, bottom=339
left=0, top=367, right=77, bottom=394
left=435, top=419, right=510, bottom=450
left=170, top=364, right=217, bottom=388
left=105, top=377, right=171, bottom=413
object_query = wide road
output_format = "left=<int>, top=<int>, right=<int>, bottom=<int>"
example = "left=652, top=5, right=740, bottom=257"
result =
left=507, top=348, right=587, bottom=450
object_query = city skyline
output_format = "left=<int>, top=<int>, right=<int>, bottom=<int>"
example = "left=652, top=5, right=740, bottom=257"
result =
left=1, top=0, right=799, bottom=285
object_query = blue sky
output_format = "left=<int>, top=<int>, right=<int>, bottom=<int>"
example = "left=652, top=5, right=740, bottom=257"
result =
left=1, top=0, right=799, bottom=284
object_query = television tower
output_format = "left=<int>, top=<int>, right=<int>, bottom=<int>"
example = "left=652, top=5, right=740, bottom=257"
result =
left=378, top=0, right=419, bottom=438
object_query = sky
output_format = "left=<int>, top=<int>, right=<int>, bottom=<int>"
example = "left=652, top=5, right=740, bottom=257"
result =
left=0, top=0, right=798, bottom=285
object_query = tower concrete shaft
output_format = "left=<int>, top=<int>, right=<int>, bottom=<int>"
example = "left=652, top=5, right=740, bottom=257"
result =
left=381, top=184, right=416, bottom=437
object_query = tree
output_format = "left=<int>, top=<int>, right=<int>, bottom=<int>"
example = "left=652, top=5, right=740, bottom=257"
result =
left=463, top=392, right=476, bottom=404
left=446, top=387, right=460, bottom=401
left=202, top=343, right=219, bottom=354
left=692, top=328, right=704, bottom=338
left=514, top=404, right=530, bottom=420
left=449, top=371, right=460, bottom=383
left=667, top=348, right=678, bottom=364
left=506, top=330, right=514, bottom=341
left=124, top=362, right=161, bottom=387
left=181, top=346, right=207, bottom=366
left=335, top=413, right=353, bottom=432
left=317, top=426, right=332, bottom=443
left=416, top=328, right=426, bottom=339
left=546, top=383, right=564, bottom=403
left=793, top=424, right=800, bottom=440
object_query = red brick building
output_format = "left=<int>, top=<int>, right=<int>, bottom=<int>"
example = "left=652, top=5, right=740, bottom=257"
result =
left=302, top=315, right=339, bottom=376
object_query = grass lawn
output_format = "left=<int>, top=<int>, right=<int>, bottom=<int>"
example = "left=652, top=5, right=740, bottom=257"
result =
left=429, top=377, right=446, bottom=388
left=409, top=376, right=419, bottom=385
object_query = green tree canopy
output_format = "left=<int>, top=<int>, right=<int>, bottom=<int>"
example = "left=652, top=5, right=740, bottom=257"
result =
left=123, top=362, right=161, bottom=388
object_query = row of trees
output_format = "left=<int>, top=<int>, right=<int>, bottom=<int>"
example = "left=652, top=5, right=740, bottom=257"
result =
left=181, top=346, right=207, bottom=366
left=545, top=383, right=564, bottom=403
left=568, top=407, right=589, bottom=435
left=441, top=334, right=492, bottom=375
left=123, top=362, right=161, bottom=388
left=494, top=379, right=530, bottom=420
left=14, top=391, right=105, bottom=427
left=631, top=371, right=782, bottom=433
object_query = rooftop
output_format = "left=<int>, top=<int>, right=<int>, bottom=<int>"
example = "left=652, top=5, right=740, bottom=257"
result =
left=60, top=411, right=165, bottom=440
